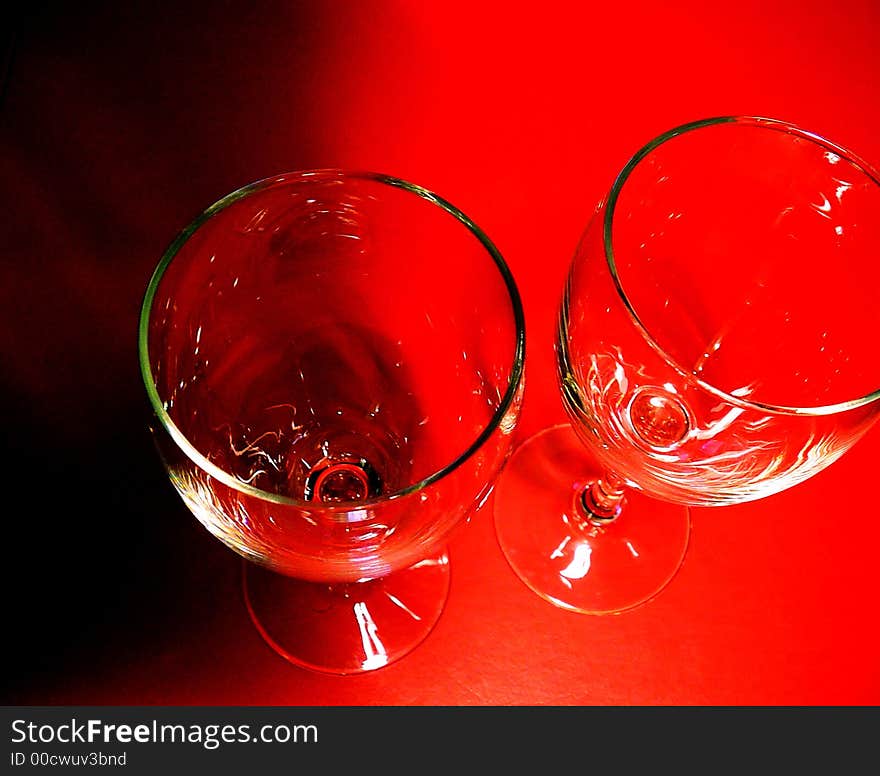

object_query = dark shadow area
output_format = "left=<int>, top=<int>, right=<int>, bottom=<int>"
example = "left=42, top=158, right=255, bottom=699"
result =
left=0, top=0, right=336, bottom=702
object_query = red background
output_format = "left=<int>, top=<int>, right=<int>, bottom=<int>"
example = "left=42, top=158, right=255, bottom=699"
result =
left=3, top=0, right=879, bottom=705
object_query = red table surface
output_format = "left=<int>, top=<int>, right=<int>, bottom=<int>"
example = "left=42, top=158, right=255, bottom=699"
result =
left=3, top=1, right=879, bottom=706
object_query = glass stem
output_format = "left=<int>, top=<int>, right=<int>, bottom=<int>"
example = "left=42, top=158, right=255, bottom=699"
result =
left=579, top=470, right=626, bottom=525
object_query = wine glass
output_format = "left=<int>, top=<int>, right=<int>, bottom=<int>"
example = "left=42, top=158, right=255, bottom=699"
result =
left=494, top=116, right=880, bottom=614
left=139, top=170, right=524, bottom=673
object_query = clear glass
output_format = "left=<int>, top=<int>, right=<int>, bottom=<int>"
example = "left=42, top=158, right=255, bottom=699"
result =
left=139, top=171, right=524, bottom=673
left=494, top=117, right=880, bottom=614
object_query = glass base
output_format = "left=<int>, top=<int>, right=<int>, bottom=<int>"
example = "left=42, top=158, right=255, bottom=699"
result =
left=243, top=552, right=450, bottom=675
left=494, top=424, right=690, bottom=614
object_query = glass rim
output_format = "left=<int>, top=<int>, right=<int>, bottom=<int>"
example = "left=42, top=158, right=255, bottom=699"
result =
left=603, top=115, right=880, bottom=417
left=138, top=169, right=526, bottom=508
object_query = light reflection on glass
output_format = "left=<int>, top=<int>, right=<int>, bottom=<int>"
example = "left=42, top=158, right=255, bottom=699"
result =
left=354, top=601, right=388, bottom=671
left=384, top=592, right=422, bottom=621
left=559, top=542, right=592, bottom=580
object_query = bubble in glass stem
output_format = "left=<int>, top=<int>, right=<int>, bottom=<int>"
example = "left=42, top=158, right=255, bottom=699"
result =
left=627, top=387, right=690, bottom=449
left=304, top=459, right=383, bottom=503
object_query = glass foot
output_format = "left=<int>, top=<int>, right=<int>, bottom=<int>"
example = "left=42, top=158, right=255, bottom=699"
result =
left=243, top=552, right=450, bottom=674
left=494, top=424, right=690, bottom=614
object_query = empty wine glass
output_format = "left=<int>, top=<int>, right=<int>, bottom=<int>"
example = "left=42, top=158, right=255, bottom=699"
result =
left=494, top=116, right=880, bottom=614
left=139, top=170, right=524, bottom=673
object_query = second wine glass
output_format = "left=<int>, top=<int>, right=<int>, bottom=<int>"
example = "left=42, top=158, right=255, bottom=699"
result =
left=494, top=116, right=880, bottom=614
